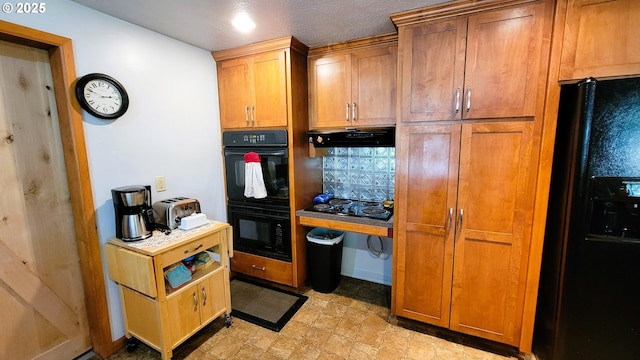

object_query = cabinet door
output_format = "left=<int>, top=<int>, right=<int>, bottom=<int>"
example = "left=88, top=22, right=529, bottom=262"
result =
left=464, top=3, right=545, bottom=119
left=198, top=270, right=227, bottom=323
left=309, top=53, right=351, bottom=128
left=252, top=50, right=288, bottom=127
left=560, top=0, right=640, bottom=80
left=217, top=57, right=252, bottom=129
left=450, top=121, right=534, bottom=345
left=166, top=283, right=201, bottom=347
left=351, top=45, right=397, bottom=126
left=399, top=18, right=466, bottom=122
left=393, top=124, right=460, bottom=327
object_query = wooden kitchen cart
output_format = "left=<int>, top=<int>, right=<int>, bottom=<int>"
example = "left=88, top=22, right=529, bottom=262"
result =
left=105, top=222, right=233, bottom=360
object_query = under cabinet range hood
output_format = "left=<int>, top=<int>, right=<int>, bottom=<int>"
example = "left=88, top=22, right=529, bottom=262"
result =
left=308, top=127, right=395, bottom=148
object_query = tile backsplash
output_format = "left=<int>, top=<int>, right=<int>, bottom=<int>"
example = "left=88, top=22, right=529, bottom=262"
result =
left=322, top=147, right=395, bottom=201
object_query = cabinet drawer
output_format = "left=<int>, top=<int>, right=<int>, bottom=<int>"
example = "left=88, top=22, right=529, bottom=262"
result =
left=157, top=231, right=221, bottom=270
left=105, top=243, right=156, bottom=297
left=230, top=251, right=293, bottom=286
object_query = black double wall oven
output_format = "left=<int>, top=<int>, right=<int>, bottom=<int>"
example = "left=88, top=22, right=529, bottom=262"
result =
left=223, top=130, right=292, bottom=262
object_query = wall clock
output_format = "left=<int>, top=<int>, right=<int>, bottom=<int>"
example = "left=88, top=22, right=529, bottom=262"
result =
left=75, top=73, right=129, bottom=119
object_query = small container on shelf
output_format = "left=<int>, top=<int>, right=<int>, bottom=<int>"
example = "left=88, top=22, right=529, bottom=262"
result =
left=164, top=262, right=192, bottom=290
left=182, top=256, right=196, bottom=274
left=194, top=251, right=214, bottom=271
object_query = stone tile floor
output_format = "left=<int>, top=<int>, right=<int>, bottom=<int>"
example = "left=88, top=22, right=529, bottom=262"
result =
left=97, top=277, right=519, bottom=360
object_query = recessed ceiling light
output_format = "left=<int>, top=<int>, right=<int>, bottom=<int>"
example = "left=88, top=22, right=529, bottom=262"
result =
left=232, top=13, right=256, bottom=32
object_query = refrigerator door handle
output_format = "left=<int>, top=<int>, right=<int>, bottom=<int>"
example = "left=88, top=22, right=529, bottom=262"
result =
left=576, top=78, right=597, bottom=198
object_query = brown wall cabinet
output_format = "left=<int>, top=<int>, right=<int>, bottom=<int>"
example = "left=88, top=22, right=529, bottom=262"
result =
left=308, top=35, right=397, bottom=129
left=399, top=2, right=546, bottom=122
left=559, top=0, right=640, bottom=80
left=394, top=122, right=534, bottom=346
left=216, top=50, right=288, bottom=129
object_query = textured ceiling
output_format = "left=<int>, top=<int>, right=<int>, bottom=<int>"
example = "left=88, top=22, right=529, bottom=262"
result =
left=70, top=0, right=448, bottom=51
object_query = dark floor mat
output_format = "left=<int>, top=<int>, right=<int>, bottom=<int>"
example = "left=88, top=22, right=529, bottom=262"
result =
left=230, top=278, right=307, bottom=332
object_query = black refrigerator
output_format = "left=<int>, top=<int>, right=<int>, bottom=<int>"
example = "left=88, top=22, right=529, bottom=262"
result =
left=533, top=77, right=640, bottom=360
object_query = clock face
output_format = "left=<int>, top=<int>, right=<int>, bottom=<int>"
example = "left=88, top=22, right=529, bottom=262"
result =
left=83, top=79, right=123, bottom=115
left=75, top=73, right=129, bottom=119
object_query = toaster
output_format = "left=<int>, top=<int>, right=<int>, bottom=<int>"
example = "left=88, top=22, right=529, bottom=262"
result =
left=152, top=197, right=201, bottom=229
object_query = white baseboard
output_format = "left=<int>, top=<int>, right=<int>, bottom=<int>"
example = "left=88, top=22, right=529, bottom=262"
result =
left=341, top=267, right=391, bottom=286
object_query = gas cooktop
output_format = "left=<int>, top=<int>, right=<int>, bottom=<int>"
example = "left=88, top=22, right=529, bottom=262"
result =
left=306, top=198, right=393, bottom=221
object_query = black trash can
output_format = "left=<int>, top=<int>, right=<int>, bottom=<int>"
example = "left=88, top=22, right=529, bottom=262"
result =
left=306, top=228, right=344, bottom=293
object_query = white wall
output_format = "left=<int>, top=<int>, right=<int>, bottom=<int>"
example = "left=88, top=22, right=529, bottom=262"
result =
left=2, top=0, right=225, bottom=340
left=341, top=233, right=392, bottom=285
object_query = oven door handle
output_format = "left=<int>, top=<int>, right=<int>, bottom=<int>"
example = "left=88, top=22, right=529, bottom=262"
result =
left=224, top=149, right=288, bottom=157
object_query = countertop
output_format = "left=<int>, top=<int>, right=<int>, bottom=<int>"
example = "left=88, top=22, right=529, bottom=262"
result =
left=108, top=220, right=230, bottom=255
left=296, top=209, right=393, bottom=238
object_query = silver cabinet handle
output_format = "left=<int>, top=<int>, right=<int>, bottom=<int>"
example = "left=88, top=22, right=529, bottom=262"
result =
left=192, top=292, right=198, bottom=312
left=252, top=105, right=256, bottom=124
left=466, top=87, right=471, bottom=112
left=455, top=88, right=461, bottom=113
left=455, top=208, right=464, bottom=242
left=245, top=105, right=249, bottom=125
left=448, top=208, right=454, bottom=230
left=345, top=103, right=350, bottom=122
left=352, top=103, right=357, bottom=122
left=252, top=264, right=266, bottom=271
left=201, top=286, right=207, bottom=306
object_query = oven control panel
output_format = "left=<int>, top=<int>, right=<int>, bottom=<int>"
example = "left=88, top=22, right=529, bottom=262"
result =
left=223, top=129, right=288, bottom=147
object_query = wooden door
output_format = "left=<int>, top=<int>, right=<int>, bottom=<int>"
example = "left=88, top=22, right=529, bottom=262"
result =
left=463, top=3, right=545, bottom=119
left=393, top=124, right=460, bottom=327
left=399, top=18, right=466, bottom=122
left=252, top=50, right=288, bottom=127
left=0, top=40, right=91, bottom=359
left=560, top=0, right=640, bottom=80
left=309, top=53, right=351, bottom=128
left=217, top=57, right=252, bottom=129
left=167, top=283, right=201, bottom=347
left=449, top=121, right=534, bottom=345
left=351, top=45, right=397, bottom=126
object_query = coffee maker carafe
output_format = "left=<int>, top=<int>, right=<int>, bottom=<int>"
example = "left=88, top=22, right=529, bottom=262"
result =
left=112, top=185, right=154, bottom=241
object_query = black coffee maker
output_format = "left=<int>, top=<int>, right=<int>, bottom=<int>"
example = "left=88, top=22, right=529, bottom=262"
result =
left=112, top=185, right=155, bottom=241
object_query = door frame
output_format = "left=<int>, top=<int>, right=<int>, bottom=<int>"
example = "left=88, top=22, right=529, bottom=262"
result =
left=0, top=20, right=113, bottom=358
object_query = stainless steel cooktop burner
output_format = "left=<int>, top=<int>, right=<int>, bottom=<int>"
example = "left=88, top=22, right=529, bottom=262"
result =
left=362, top=201, right=382, bottom=208
left=361, top=207, right=388, bottom=216
left=313, top=203, right=332, bottom=211
left=329, top=198, right=353, bottom=206
left=308, top=198, right=392, bottom=220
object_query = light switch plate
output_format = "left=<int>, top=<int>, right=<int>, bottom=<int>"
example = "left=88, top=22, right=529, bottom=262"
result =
left=155, top=176, right=166, bottom=192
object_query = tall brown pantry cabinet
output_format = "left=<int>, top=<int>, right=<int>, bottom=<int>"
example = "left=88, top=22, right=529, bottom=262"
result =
left=213, top=37, right=322, bottom=289
left=391, top=0, right=553, bottom=350
left=395, top=122, right=534, bottom=345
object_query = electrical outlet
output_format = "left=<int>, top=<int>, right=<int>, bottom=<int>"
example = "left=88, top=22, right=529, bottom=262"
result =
left=155, top=176, right=166, bottom=192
